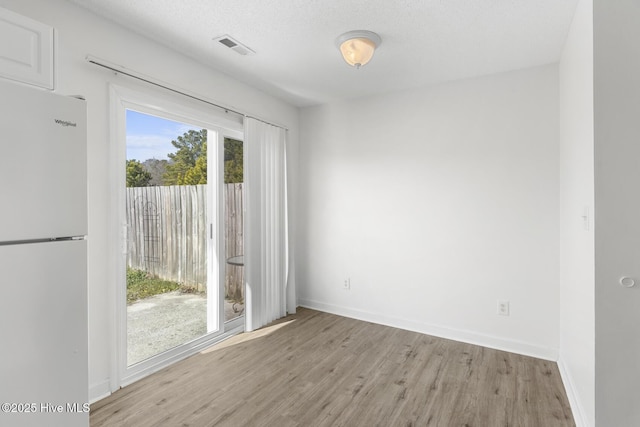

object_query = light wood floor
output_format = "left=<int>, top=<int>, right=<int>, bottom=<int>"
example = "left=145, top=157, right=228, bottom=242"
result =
left=91, top=308, right=575, bottom=427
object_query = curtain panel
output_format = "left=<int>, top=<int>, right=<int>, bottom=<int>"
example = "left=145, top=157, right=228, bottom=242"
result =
left=244, top=118, right=289, bottom=331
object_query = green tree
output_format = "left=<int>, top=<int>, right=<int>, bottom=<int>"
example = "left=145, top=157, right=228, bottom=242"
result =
left=179, top=142, right=207, bottom=185
left=126, top=159, right=152, bottom=187
left=164, top=129, right=207, bottom=185
left=162, top=131, right=243, bottom=186
left=224, top=138, right=243, bottom=183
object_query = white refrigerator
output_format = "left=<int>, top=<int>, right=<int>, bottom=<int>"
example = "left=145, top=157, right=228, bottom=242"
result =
left=0, top=78, right=88, bottom=427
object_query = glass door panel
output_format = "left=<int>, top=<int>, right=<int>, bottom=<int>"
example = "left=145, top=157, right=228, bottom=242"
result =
left=125, top=109, right=216, bottom=366
left=223, top=137, right=244, bottom=322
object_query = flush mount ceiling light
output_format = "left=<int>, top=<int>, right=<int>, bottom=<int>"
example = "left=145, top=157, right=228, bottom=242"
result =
left=336, top=30, right=382, bottom=69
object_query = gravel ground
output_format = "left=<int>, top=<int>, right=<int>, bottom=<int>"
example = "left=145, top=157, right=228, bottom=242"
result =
left=127, top=291, right=244, bottom=365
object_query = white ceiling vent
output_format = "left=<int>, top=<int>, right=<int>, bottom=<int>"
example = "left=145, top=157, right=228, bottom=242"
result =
left=213, top=34, right=255, bottom=56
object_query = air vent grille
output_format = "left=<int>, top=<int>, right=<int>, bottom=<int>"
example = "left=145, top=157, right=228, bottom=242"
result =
left=213, top=35, right=255, bottom=56
left=218, top=38, right=237, bottom=48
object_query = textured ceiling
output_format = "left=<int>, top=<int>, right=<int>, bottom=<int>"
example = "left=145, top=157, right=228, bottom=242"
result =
left=69, top=0, right=579, bottom=107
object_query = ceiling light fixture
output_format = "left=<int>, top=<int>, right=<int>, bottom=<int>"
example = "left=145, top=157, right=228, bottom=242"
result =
left=336, top=30, right=382, bottom=69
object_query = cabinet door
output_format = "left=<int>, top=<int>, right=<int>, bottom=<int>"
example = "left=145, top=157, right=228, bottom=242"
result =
left=0, top=7, right=54, bottom=89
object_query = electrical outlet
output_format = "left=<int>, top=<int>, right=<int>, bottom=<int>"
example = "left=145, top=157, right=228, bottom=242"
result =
left=343, top=278, right=351, bottom=290
left=497, top=300, right=510, bottom=316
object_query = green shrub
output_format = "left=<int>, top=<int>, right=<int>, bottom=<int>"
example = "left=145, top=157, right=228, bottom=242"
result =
left=126, top=268, right=180, bottom=303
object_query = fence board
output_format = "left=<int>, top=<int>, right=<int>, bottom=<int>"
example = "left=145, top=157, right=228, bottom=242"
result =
left=126, top=184, right=243, bottom=298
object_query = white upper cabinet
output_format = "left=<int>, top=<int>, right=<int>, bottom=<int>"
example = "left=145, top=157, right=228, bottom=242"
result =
left=0, top=7, right=54, bottom=89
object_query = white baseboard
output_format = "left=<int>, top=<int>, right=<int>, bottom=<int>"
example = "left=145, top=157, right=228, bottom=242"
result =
left=89, top=379, right=112, bottom=404
left=298, top=298, right=559, bottom=361
left=557, top=356, right=590, bottom=427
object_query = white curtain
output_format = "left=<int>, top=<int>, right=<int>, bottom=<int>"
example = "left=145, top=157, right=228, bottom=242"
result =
left=244, top=117, right=289, bottom=331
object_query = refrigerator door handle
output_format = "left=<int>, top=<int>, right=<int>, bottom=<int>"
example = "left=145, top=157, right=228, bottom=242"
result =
left=0, top=236, right=85, bottom=246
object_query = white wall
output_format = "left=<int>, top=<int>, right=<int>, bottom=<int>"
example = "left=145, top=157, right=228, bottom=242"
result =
left=593, top=0, right=640, bottom=425
left=558, top=0, right=595, bottom=425
left=298, top=65, right=560, bottom=359
left=0, top=0, right=299, bottom=402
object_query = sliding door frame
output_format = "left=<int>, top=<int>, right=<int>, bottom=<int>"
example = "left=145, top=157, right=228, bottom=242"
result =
left=109, top=82, right=244, bottom=390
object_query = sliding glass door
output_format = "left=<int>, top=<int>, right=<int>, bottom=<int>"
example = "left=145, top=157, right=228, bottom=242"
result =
left=111, top=83, right=244, bottom=385
left=125, top=111, right=217, bottom=366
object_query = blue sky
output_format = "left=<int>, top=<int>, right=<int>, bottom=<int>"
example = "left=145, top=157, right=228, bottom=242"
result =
left=126, top=109, right=201, bottom=161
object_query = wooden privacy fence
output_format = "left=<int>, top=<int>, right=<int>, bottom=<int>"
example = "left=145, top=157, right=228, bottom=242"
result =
left=126, top=184, right=244, bottom=299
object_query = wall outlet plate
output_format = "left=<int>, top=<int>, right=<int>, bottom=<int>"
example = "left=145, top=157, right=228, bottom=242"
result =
left=343, top=278, right=351, bottom=290
left=497, top=300, right=510, bottom=316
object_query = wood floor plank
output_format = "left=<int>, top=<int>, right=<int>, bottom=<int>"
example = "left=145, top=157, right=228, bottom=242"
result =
left=91, top=308, right=575, bottom=427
